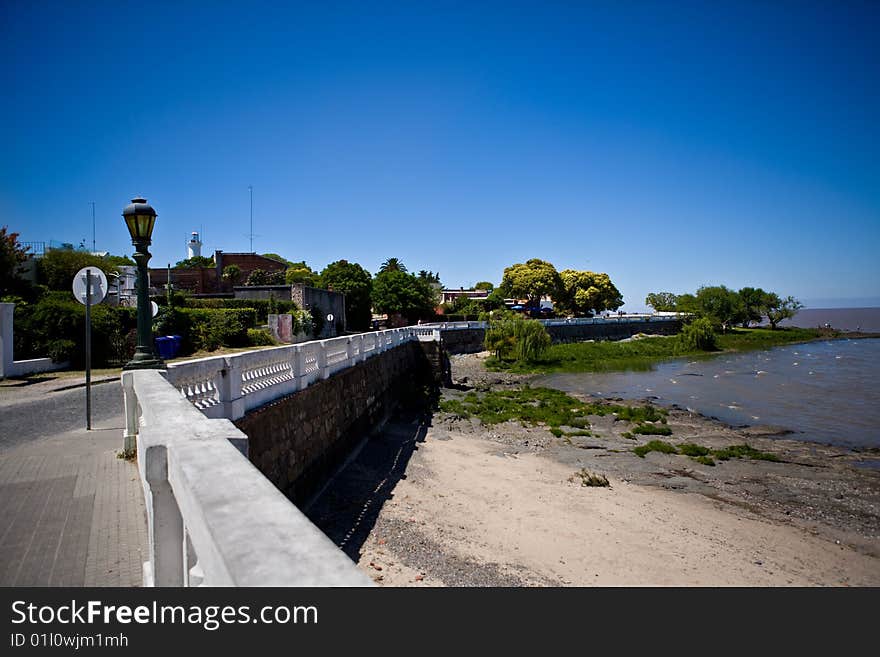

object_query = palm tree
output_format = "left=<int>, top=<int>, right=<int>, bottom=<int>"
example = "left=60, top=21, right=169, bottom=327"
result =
left=379, top=257, right=407, bottom=273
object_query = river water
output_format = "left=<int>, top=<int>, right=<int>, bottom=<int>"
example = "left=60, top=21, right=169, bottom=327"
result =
left=538, top=337, right=880, bottom=450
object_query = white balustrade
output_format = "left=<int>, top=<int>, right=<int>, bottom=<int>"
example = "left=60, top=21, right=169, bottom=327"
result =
left=123, top=369, right=373, bottom=587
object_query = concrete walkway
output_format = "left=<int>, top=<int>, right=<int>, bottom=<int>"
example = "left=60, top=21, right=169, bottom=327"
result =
left=0, top=376, right=147, bottom=586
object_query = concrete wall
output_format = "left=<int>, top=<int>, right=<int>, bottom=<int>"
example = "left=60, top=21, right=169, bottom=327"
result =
left=440, top=319, right=682, bottom=354
left=234, top=341, right=438, bottom=504
left=0, top=303, right=67, bottom=378
left=290, top=285, right=346, bottom=337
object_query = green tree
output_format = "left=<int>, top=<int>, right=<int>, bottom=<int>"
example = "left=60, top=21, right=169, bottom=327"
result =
left=285, top=262, right=320, bottom=287
left=372, top=270, right=436, bottom=323
left=379, top=257, right=407, bottom=273
left=737, top=287, right=768, bottom=327
left=38, top=247, right=120, bottom=290
left=645, top=292, right=679, bottom=312
left=695, top=285, right=745, bottom=332
left=499, top=258, right=562, bottom=309
left=675, top=293, right=699, bottom=314
left=474, top=281, right=494, bottom=291
left=556, top=270, right=624, bottom=316
left=0, top=226, right=29, bottom=296
left=245, top=269, right=285, bottom=286
left=175, top=255, right=214, bottom=269
left=763, top=293, right=803, bottom=330
left=319, top=259, right=373, bottom=331
left=222, top=264, right=242, bottom=287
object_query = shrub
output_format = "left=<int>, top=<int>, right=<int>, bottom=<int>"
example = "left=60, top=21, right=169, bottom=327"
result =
left=247, top=328, right=276, bottom=346
left=633, top=440, right=678, bottom=458
left=632, top=423, right=672, bottom=436
left=571, top=469, right=610, bottom=487
left=157, top=308, right=256, bottom=354
left=678, top=317, right=718, bottom=351
left=485, top=315, right=551, bottom=362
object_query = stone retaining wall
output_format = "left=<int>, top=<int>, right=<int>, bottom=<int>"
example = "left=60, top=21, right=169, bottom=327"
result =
left=234, top=341, right=438, bottom=503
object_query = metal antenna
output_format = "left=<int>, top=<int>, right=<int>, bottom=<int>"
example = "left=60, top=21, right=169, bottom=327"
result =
left=248, top=185, right=254, bottom=252
left=90, top=202, right=96, bottom=253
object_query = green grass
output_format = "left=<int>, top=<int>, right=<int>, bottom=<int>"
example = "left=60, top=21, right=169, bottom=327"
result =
left=633, top=440, right=678, bottom=458
left=438, top=387, right=667, bottom=436
left=692, top=455, right=716, bottom=466
left=677, top=443, right=711, bottom=457
left=486, top=327, right=830, bottom=374
left=632, top=423, right=672, bottom=436
left=712, top=444, right=780, bottom=462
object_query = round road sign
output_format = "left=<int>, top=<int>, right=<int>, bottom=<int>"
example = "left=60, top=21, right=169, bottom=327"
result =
left=72, top=267, right=108, bottom=305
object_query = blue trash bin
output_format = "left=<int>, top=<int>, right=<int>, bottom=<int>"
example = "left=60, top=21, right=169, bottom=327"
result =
left=154, top=336, right=172, bottom=360
left=168, top=335, right=182, bottom=359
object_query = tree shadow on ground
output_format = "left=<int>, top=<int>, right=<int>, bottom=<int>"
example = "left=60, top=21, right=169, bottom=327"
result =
left=304, top=409, right=429, bottom=562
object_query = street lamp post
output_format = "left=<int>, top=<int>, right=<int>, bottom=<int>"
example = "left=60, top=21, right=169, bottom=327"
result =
left=122, top=197, right=164, bottom=370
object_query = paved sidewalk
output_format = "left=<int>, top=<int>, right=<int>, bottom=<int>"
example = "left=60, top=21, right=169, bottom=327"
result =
left=0, top=381, right=147, bottom=586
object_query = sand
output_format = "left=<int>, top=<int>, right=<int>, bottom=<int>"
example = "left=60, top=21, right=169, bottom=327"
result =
left=308, top=353, right=880, bottom=586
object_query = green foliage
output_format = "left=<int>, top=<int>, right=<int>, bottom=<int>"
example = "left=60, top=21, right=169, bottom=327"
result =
left=222, top=264, right=242, bottom=287
left=379, top=257, right=407, bottom=273
left=484, top=315, right=551, bottom=362
left=247, top=328, right=277, bottom=346
left=556, top=269, right=624, bottom=316
left=712, top=444, right=779, bottom=462
left=645, top=292, right=679, bottom=312
left=13, top=297, right=137, bottom=367
left=174, top=255, right=214, bottom=269
left=490, top=326, right=826, bottom=375
left=37, top=248, right=120, bottom=290
left=0, top=226, right=30, bottom=296
left=438, top=387, right=592, bottom=431
left=737, top=287, right=768, bottom=327
left=309, top=307, right=325, bottom=338
left=474, top=281, right=494, bottom=291
left=157, top=296, right=298, bottom=323
left=763, top=293, right=803, bottom=330
left=245, top=269, right=285, bottom=286
left=372, top=269, right=436, bottom=322
left=319, top=260, right=373, bottom=331
left=417, top=270, right=441, bottom=286
left=677, top=443, right=711, bottom=457
left=693, top=455, right=716, bottom=466
left=695, top=285, right=746, bottom=332
left=632, top=423, right=673, bottom=436
left=285, top=262, right=320, bottom=287
left=633, top=440, right=678, bottom=458
left=157, top=308, right=256, bottom=353
left=678, top=317, right=718, bottom=351
left=499, top=258, right=561, bottom=308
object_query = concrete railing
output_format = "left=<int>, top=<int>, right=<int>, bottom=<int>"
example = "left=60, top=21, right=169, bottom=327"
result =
left=122, top=368, right=373, bottom=587
left=162, top=327, right=425, bottom=421
left=0, top=302, right=68, bottom=378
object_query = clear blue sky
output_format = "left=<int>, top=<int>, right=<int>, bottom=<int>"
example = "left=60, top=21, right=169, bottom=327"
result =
left=2, top=1, right=878, bottom=310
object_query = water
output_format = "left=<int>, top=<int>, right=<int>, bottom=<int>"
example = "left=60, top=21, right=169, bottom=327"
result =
left=780, top=307, right=880, bottom=332
left=539, top=338, right=880, bottom=450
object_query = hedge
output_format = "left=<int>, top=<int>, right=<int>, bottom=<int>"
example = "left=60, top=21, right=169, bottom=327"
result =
left=13, top=297, right=138, bottom=368
left=153, top=296, right=299, bottom=323
left=153, top=307, right=257, bottom=354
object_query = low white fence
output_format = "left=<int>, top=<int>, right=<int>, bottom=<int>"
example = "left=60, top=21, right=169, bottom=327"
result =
left=422, top=315, right=683, bottom=330
left=122, top=368, right=373, bottom=586
left=161, top=326, right=438, bottom=422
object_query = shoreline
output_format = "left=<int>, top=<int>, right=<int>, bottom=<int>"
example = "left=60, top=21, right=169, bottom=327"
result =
left=307, top=351, right=880, bottom=586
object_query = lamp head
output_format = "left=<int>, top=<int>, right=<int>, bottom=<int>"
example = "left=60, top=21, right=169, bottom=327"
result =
left=122, top=197, right=157, bottom=242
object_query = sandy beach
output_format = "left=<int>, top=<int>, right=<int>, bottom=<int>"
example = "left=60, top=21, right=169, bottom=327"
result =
left=308, top=353, right=880, bottom=586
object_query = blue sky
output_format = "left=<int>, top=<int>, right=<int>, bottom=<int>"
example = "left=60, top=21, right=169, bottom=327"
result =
left=2, top=1, right=878, bottom=309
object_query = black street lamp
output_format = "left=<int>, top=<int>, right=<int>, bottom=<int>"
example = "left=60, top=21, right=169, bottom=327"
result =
left=122, top=197, right=164, bottom=370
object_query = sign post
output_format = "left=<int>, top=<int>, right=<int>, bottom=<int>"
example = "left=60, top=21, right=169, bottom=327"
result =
left=73, top=267, right=108, bottom=430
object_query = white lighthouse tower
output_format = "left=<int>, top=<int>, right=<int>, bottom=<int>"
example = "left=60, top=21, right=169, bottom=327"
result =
left=187, top=232, right=202, bottom=259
